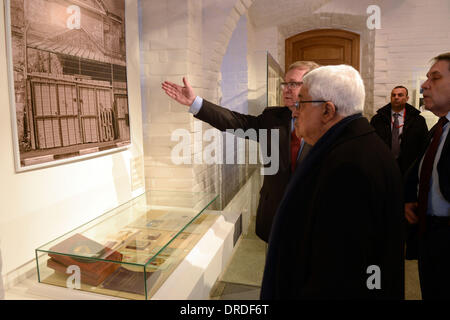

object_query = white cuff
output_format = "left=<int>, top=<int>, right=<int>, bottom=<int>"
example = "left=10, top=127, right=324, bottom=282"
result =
left=189, top=96, right=203, bottom=115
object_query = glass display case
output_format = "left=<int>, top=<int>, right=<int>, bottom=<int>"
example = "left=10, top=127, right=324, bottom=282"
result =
left=35, top=190, right=218, bottom=300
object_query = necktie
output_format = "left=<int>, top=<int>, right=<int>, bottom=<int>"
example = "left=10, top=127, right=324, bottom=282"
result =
left=417, top=116, right=449, bottom=235
left=291, top=130, right=301, bottom=173
left=391, top=113, right=400, bottom=159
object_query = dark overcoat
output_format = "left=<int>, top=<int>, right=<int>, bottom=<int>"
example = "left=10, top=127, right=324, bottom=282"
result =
left=261, top=115, right=405, bottom=299
left=370, top=103, right=428, bottom=175
left=370, top=103, right=428, bottom=260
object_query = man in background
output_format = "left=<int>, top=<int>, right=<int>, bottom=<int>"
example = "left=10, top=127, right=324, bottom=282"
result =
left=162, top=61, right=319, bottom=243
left=405, top=52, right=450, bottom=299
left=370, top=86, right=428, bottom=175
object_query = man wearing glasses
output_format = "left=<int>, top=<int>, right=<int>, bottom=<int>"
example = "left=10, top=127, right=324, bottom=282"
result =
left=261, top=65, right=405, bottom=299
left=162, top=61, right=319, bottom=243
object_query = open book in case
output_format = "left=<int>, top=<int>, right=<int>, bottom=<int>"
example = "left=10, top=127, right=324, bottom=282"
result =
left=35, top=190, right=218, bottom=300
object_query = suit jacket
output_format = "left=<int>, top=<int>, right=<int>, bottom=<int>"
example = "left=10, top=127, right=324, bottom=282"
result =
left=405, top=117, right=450, bottom=203
left=370, top=103, right=428, bottom=175
left=261, top=116, right=405, bottom=299
left=195, top=99, right=311, bottom=242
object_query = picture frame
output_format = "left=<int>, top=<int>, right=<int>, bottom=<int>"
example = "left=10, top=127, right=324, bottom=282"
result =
left=4, top=0, right=131, bottom=172
left=266, top=52, right=284, bottom=107
left=414, top=75, right=427, bottom=112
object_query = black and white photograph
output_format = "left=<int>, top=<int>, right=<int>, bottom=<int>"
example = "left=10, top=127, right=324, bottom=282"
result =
left=6, top=0, right=130, bottom=170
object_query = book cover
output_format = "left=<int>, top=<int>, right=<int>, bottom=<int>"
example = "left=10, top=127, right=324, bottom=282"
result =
left=48, top=233, right=122, bottom=282
left=47, top=258, right=119, bottom=287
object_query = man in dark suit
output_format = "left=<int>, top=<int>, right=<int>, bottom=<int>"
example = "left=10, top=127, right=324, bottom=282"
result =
left=261, top=65, right=405, bottom=299
left=370, top=86, right=428, bottom=260
left=162, top=61, right=319, bottom=243
left=404, top=52, right=450, bottom=300
left=370, top=86, right=428, bottom=175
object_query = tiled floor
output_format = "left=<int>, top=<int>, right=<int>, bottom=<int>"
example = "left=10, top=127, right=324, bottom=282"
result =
left=211, top=215, right=422, bottom=300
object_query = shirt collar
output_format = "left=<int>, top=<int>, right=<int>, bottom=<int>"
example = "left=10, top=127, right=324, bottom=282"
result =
left=391, top=108, right=405, bottom=117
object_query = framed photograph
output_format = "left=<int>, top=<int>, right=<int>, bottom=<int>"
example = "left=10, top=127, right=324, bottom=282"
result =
left=4, top=0, right=131, bottom=172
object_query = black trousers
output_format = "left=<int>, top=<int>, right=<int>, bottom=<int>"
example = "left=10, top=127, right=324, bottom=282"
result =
left=418, top=216, right=450, bottom=300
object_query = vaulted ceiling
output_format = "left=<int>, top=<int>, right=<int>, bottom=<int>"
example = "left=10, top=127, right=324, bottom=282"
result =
left=247, top=0, right=396, bottom=29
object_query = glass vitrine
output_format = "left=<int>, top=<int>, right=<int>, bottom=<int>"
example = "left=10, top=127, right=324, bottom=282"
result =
left=35, top=190, right=218, bottom=300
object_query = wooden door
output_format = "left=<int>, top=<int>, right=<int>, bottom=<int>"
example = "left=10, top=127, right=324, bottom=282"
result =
left=115, top=94, right=130, bottom=140
left=286, top=29, right=360, bottom=71
left=79, top=87, right=100, bottom=143
left=57, top=84, right=82, bottom=146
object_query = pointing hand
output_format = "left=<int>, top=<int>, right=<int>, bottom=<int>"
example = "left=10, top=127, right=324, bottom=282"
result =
left=161, top=77, right=196, bottom=106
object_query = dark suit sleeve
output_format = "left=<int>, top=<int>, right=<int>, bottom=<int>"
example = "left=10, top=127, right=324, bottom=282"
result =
left=369, top=114, right=388, bottom=144
left=404, top=116, right=428, bottom=203
left=404, top=159, right=420, bottom=203
left=437, top=133, right=450, bottom=201
left=300, top=164, right=392, bottom=299
left=194, top=99, right=269, bottom=133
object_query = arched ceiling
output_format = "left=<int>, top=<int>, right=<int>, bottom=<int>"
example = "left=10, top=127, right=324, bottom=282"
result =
left=248, top=0, right=396, bottom=29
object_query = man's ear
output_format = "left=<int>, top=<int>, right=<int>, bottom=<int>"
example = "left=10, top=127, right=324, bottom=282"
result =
left=323, top=102, right=337, bottom=121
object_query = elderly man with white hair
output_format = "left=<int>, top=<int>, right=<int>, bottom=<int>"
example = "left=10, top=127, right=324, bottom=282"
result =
left=261, top=65, right=405, bottom=299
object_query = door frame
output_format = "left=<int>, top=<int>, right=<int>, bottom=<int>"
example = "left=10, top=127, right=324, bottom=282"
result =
left=285, top=29, right=360, bottom=71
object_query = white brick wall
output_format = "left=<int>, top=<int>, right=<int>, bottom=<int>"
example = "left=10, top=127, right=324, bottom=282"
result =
left=372, top=0, right=450, bottom=124
left=139, top=0, right=449, bottom=207
left=140, top=0, right=203, bottom=194
left=140, top=0, right=256, bottom=200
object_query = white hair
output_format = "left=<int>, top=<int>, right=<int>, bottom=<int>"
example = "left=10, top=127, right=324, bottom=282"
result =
left=302, top=65, right=365, bottom=117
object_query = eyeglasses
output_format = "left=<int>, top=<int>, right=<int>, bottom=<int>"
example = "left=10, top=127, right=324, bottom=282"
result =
left=280, top=82, right=303, bottom=90
left=294, top=100, right=328, bottom=110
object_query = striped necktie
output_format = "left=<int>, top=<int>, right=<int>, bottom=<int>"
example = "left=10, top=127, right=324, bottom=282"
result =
left=391, top=113, right=400, bottom=159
